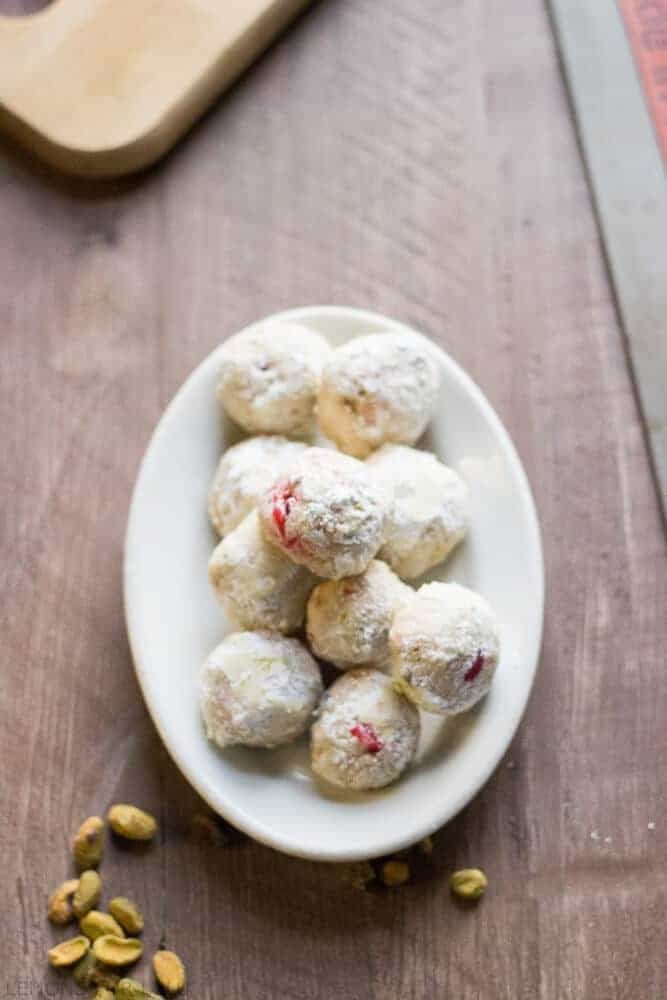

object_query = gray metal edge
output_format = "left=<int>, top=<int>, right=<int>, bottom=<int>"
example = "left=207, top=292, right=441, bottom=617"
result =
left=548, top=0, right=667, bottom=526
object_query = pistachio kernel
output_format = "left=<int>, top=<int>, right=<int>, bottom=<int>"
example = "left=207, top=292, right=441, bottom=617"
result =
left=391, top=676, right=414, bottom=701
left=449, top=868, right=487, bottom=900
left=109, top=896, right=144, bottom=935
left=80, top=909, right=125, bottom=941
left=72, top=951, right=97, bottom=987
left=73, top=952, right=120, bottom=990
left=381, top=860, right=410, bottom=887
left=190, top=812, right=227, bottom=844
left=153, top=950, right=186, bottom=994
left=48, top=936, right=90, bottom=968
left=338, top=860, right=375, bottom=890
left=93, top=989, right=115, bottom=1000
left=47, top=878, right=79, bottom=925
left=108, top=805, right=157, bottom=842
left=93, top=934, right=143, bottom=967
left=116, top=979, right=162, bottom=1000
left=73, top=870, right=102, bottom=918
left=73, top=817, right=105, bottom=869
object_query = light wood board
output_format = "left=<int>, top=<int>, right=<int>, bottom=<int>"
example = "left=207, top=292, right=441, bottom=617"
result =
left=548, top=0, right=667, bottom=525
left=0, top=0, right=311, bottom=177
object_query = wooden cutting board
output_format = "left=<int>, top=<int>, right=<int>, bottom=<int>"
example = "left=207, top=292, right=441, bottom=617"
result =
left=0, top=0, right=310, bottom=177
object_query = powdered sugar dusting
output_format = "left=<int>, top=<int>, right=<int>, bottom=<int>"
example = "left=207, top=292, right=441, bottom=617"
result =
left=366, top=444, right=469, bottom=578
left=208, top=511, right=317, bottom=634
left=306, top=559, right=412, bottom=669
left=208, top=435, right=308, bottom=537
left=317, top=332, right=440, bottom=458
left=258, top=448, right=388, bottom=579
left=200, top=630, right=323, bottom=748
left=217, top=322, right=332, bottom=436
left=390, top=582, right=500, bottom=715
left=311, top=669, right=420, bottom=790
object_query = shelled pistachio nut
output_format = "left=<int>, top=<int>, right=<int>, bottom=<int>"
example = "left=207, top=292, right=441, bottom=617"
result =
left=73, top=816, right=105, bottom=869
left=73, top=951, right=120, bottom=990
left=93, top=934, right=143, bottom=967
left=108, top=805, right=157, bottom=842
left=381, top=860, right=410, bottom=887
left=47, top=878, right=79, bottom=925
left=449, top=868, right=487, bottom=900
left=80, top=909, right=125, bottom=941
left=48, top=936, right=90, bottom=968
left=109, top=896, right=144, bottom=935
left=72, top=869, right=102, bottom=918
left=116, top=978, right=163, bottom=1000
left=153, top=950, right=186, bottom=994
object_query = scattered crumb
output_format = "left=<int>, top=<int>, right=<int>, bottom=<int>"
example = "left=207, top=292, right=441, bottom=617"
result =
left=190, top=813, right=227, bottom=844
left=647, top=822, right=655, bottom=831
left=590, top=830, right=600, bottom=841
left=506, top=760, right=516, bottom=770
left=339, top=861, right=375, bottom=890
left=604, top=837, right=612, bottom=844
left=381, top=860, right=410, bottom=887
left=419, top=836, right=434, bottom=855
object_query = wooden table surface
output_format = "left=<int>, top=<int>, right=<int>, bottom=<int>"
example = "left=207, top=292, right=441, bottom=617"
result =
left=1, top=1, right=665, bottom=998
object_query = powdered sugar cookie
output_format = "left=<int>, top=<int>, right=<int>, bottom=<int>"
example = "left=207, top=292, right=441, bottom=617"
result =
left=366, top=444, right=469, bottom=578
left=317, top=332, right=440, bottom=458
left=208, top=435, right=308, bottom=538
left=217, top=321, right=331, bottom=436
left=310, top=669, right=420, bottom=790
left=390, top=582, right=500, bottom=715
left=209, top=511, right=317, bottom=634
left=306, top=560, right=411, bottom=669
left=259, top=448, right=387, bottom=579
left=200, top=631, right=323, bottom=749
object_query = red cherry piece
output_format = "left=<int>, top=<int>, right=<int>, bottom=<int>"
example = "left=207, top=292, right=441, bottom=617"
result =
left=350, top=722, right=384, bottom=754
left=464, top=650, right=485, bottom=683
left=271, top=483, right=299, bottom=548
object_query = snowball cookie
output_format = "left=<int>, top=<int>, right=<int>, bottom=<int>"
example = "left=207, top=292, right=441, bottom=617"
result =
left=216, top=321, right=332, bottom=436
left=390, top=582, right=500, bottom=715
left=311, top=669, right=420, bottom=790
left=208, top=435, right=308, bottom=538
left=259, top=448, right=388, bottom=579
left=200, top=631, right=323, bottom=749
left=366, top=444, right=469, bottom=578
left=306, top=560, right=412, bottom=670
left=209, top=511, right=317, bottom=634
left=317, top=332, right=440, bottom=458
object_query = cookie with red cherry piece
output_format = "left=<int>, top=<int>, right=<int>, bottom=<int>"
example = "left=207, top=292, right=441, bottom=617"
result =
left=390, top=582, right=500, bottom=715
left=208, top=435, right=308, bottom=538
left=310, top=669, right=420, bottom=790
left=259, top=448, right=388, bottom=580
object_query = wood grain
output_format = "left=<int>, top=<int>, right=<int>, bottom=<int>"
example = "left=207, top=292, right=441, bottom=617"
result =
left=1, top=1, right=665, bottom=998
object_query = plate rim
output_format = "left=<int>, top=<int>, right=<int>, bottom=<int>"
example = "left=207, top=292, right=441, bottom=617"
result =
left=124, top=304, right=545, bottom=860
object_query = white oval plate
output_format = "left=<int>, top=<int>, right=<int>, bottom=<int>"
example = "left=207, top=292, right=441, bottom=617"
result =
left=124, top=306, right=544, bottom=861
